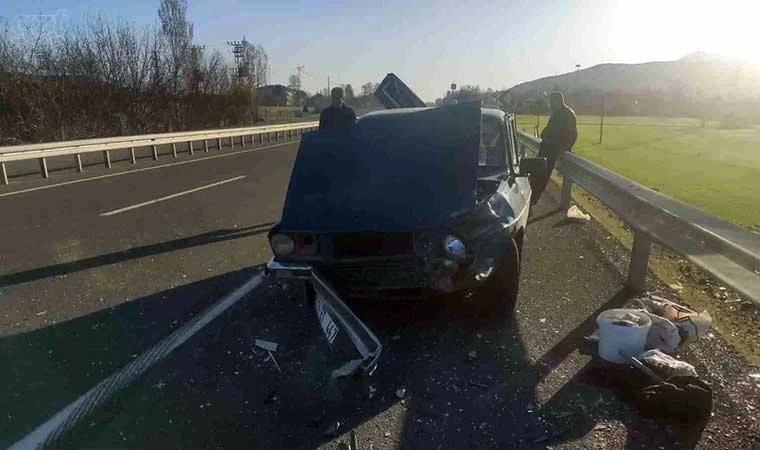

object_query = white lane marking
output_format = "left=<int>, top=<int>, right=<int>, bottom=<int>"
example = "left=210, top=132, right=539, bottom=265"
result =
left=100, top=175, right=247, bottom=216
left=0, top=141, right=296, bottom=199
left=9, top=273, right=264, bottom=450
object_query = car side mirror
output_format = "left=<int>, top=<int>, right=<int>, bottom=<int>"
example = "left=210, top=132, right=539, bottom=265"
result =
left=518, top=157, right=548, bottom=178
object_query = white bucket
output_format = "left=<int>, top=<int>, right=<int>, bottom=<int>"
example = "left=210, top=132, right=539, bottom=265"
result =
left=596, top=309, right=652, bottom=363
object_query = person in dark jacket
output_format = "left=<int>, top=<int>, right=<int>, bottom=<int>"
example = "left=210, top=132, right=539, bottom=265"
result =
left=531, top=91, right=577, bottom=205
left=319, top=87, right=356, bottom=130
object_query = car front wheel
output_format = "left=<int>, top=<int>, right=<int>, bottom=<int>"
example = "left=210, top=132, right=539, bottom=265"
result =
left=475, top=237, right=520, bottom=319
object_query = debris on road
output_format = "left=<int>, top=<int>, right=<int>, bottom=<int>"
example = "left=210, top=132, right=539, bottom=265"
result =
left=636, top=375, right=713, bottom=422
left=467, top=350, right=478, bottom=361
left=391, top=335, right=401, bottom=341
left=254, top=339, right=279, bottom=352
left=395, top=388, right=406, bottom=399
left=323, top=421, right=342, bottom=437
left=469, top=381, right=489, bottom=389
left=566, top=205, right=591, bottom=222
left=636, top=296, right=712, bottom=344
left=368, top=385, right=377, bottom=399
left=255, top=339, right=282, bottom=373
left=331, top=359, right=363, bottom=380
left=636, top=349, right=697, bottom=379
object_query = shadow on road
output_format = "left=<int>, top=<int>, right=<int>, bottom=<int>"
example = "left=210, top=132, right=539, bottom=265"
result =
left=0, top=267, right=260, bottom=448
left=0, top=223, right=273, bottom=289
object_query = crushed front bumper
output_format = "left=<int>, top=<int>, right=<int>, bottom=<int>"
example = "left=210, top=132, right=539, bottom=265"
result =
left=266, top=259, right=383, bottom=377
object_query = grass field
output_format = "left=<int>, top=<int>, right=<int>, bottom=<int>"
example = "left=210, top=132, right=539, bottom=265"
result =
left=516, top=114, right=760, bottom=231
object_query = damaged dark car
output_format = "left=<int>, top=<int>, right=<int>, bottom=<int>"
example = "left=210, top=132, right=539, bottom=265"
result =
left=266, top=74, right=547, bottom=375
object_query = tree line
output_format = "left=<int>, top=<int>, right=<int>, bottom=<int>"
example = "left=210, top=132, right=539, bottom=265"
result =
left=0, top=0, right=269, bottom=144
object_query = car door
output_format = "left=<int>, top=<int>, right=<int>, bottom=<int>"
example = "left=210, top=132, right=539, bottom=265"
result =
left=493, top=115, right=531, bottom=229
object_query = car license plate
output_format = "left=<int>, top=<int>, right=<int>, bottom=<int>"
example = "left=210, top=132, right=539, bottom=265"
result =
left=315, top=294, right=339, bottom=344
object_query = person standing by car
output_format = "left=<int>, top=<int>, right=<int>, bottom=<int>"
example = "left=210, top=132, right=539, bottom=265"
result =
left=531, top=91, right=577, bottom=205
left=319, top=87, right=357, bottom=130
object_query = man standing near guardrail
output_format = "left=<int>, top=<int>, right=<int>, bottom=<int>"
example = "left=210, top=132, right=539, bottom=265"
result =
left=531, top=91, right=577, bottom=205
left=319, top=87, right=357, bottom=130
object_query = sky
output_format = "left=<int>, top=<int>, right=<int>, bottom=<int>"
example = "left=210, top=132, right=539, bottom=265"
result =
left=3, top=0, right=759, bottom=101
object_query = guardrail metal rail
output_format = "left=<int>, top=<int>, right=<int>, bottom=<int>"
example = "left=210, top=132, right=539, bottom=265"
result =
left=518, top=130, right=760, bottom=304
left=0, top=121, right=319, bottom=185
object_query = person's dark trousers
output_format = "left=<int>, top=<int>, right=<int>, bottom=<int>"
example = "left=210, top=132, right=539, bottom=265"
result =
left=530, top=144, right=560, bottom=205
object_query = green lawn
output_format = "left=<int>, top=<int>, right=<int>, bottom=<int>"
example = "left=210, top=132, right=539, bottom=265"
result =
left=516, top=114, right=760, bottom=231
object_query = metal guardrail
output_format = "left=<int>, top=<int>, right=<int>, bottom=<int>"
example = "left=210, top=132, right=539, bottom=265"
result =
left=518, top=130, right=760, bottom=304
left=0, top=121, right=319, bottom=185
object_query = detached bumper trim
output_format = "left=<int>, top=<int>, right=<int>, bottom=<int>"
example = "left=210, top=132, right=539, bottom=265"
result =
left=266, top=259, right=313, bottom=279
left=265, top=259, right=383, bottom=376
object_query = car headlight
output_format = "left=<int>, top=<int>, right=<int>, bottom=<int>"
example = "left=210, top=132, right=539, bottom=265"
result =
left=443, top=235, right=466, bottom=259
left=270, top=233, right=295, bottom=256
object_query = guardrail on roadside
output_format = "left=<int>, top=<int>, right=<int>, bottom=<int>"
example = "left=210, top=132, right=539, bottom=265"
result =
left=0, top=121, right=319, bottom=185
left=518, top=130, right=760, bottom=304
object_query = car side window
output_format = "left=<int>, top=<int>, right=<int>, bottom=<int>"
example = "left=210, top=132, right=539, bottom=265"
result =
left=505, top=117, right=518, bottom=170
left=479, top=116, right=507, bottom=169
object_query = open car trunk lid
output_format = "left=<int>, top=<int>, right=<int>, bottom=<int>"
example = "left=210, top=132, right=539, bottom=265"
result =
left=279, top=103, right=481, bottom=232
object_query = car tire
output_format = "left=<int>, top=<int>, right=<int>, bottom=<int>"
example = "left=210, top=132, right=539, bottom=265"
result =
left=476, top=237, right=520, bottom=319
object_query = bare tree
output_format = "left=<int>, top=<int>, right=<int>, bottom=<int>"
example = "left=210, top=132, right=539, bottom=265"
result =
left=239, top=40, right=268, bottom=88
left=158, top=0, right=194, bottom=93
left=344, top=83, right=355, bottom=100
left=360, top=82, right=376, bottom=96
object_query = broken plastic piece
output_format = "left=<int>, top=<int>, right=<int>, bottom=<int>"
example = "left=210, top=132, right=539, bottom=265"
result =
left=566, top=205, right=590, bottom=222
left=254, top=339, right=279, bottom=352
left=331, top=359, right=363, bottom=380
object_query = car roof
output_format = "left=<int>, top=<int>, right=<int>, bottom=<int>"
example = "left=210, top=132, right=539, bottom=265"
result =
left=359, top=106, right=506, bottom=122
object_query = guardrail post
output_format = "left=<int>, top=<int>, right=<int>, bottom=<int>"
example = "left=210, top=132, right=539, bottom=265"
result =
left=230, top=136, right=235, bottom=149
left=103, top=150, right=112, bottom=168
left=39, top=157, right=49, bottom=178
left=76, top=154, right=83, bottom=172
left=152, top=145, right=158, bottom=160
left=627, top=230, right=652, bottom=292
left=560, top=176, right=573, bottom=209
left=241, top=135, right=246, bottom=148
left=204, top=140, right=209, bottom=152
left=130, top=147, right=136, bottom=164
left=1, top=163, right=8, bottom=185
left=217, top=138, right=222, bottom=150
left=172, top=143, right=178, bottom=158
left=188, top=141, right=194, bottom=155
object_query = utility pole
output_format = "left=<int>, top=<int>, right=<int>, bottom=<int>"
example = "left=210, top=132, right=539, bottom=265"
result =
left=599, top=93, right=605, bottom=144
left=226, top=40, right=245, bottom=86
left=295, top=64, right=304, bottom=107
left=327, top=76, right=330, bottom=96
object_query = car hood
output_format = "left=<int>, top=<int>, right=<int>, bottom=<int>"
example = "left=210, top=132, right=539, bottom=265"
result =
left=279, top=103, right=481, bottom=232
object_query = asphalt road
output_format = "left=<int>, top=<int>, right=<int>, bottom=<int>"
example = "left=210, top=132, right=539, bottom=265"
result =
left=1, top=137, right=758, bottom=449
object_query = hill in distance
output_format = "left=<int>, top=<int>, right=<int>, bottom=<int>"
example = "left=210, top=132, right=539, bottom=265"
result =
left=503, top=52, right=760, bottom=102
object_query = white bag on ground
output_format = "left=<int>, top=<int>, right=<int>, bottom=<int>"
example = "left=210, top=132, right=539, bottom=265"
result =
left=643, top=312, right=681, bottom=353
